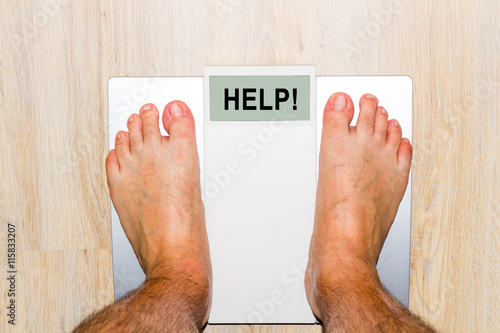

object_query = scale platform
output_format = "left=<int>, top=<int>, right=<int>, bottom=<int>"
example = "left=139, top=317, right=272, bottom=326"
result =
left=108, top=67, right=412, bottom=324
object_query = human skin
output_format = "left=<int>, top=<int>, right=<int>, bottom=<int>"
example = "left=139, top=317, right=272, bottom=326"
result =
left=74, top=93, right=433, bottom=332
left=74, top=101, right=211, bottom=332
left=305, top=92, right=434, bottom=332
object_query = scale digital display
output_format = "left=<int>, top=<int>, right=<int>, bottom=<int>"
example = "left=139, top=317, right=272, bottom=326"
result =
left=209, top=75, right=310, bottom=121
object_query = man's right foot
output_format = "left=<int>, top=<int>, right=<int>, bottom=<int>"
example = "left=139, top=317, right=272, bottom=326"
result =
left=305, top=92, right=412, bottom=321
left=106, top=101, right=212, bottom=327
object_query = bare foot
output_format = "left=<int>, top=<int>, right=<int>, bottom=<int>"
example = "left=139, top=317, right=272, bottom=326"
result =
left=105, top=101, right=212, bottom=326
left=305, top=93, right=412, bottom=323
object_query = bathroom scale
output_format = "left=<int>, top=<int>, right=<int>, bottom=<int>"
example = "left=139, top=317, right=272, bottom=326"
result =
left=107, top=67, right=412, bottom=324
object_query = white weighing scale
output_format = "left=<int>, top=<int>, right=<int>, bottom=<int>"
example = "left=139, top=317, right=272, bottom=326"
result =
left=108, top=67, right=412, bottom=324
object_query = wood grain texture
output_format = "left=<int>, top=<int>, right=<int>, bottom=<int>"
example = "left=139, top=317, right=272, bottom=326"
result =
left=0, top=0, right=498, bottom=332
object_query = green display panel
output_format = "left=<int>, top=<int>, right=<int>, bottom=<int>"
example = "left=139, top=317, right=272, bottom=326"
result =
left=209, top=76, right=310, bottom=121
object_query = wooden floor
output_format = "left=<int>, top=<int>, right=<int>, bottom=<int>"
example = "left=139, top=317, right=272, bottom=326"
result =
left=0, top=1, right=498, bottom=332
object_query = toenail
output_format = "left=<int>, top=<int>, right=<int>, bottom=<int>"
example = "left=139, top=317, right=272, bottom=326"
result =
left=116, top=132, right=121, bottom=139
left=380, top=108, right=387, bottom=116
left=142, top=104, right=152, bottom=111
left=128, top=115, right=134, bottom=123
left=405, top=138, right=411, bottom=144
left=365, top=94, right=377, bottom=100
left=394, top=120, right=399, bottom=127
left=170, top=103, right=184, bottom=117
left=331, top=94, right=346, bottom=111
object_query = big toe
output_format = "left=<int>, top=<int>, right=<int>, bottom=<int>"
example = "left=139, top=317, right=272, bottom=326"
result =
left=162, top=100, right=197, bottom=143
left=321, top=93, right=355, bottom=143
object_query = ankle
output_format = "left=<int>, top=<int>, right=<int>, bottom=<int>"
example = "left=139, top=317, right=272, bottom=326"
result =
left=146, top=254, right=210, bottom=283
left=145, top=258, right=212, bottom=327
left=317, top=255, right=378, bottom=285
left=311, top=256, right=380, bottom=307
left=312, top=262, right=385, bottom=325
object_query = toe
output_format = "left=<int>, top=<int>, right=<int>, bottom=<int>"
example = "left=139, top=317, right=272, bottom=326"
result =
left=356, top=94, right=378, bottom=135
left=374, top=106, right=388, bottom=141
left=114, top=131, right=131, bottom=160
left=106, top=149, right=120, bottom=177
left=140, top=103, right=161, bottom=144
left=127, top=113, right=143, bottom=151
left=387, top=119, right=403, bottom=149
left=397, top=138, right=413, bottom=172
left=321, top=93, right=355, bottom=142
left=162, top=100, right=197, bottom=141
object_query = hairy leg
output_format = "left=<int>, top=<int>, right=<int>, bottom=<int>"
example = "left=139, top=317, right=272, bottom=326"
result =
left=306, top=93, right=434, bottom=332
left=74, top=101, right=211, bottom=332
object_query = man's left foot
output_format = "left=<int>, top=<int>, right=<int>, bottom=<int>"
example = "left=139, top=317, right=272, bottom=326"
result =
left=305, top=93, right=412, bottom=321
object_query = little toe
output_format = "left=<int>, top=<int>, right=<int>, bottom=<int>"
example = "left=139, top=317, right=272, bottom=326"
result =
left=162, top=101, right=197, bottom=142
left=114, top=131, right=131, bottom=160
left=356, top=93, right=379, bottom=135
left=387, top=119, right=403, bottom=149
left=139, top=103, right=161, bottom=144
left=321, top=93, right=355, bottom=142
left=397, top=138, right=413, bottom=172
left=105, top=149, right=120, bottom=176
left=374, top=106, right=389, bottom=141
